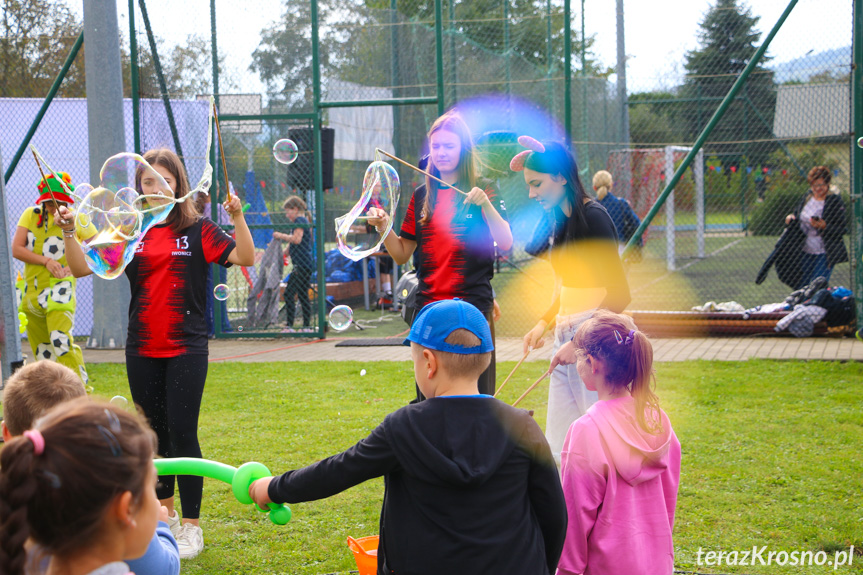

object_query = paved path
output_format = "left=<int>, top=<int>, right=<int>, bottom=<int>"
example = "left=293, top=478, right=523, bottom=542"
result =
left=82, top=336, right=863, bottom=364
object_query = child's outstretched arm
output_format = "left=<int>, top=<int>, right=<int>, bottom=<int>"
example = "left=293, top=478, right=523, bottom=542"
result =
left=250, top=423, right=398, bottom=506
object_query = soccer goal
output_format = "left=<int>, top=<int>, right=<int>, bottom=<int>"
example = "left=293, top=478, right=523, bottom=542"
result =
left=607, top=146, right=705, bottom=271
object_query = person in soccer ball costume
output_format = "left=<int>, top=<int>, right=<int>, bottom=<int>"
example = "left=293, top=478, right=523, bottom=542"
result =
left=11, top=172, right=88, bottom=384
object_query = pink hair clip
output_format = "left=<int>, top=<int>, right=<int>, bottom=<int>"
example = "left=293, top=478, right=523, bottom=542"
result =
left=23, top=429, right=45, bottom=456
left=509, top=135, right=547, bottom=172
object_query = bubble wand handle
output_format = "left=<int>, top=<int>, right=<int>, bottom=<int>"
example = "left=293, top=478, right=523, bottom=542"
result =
left=212, top=101, right=233, bottom=203
left=31, top=149, right=60, bottom=210
left=512, top=371, right=551, bottom=408
left=494, top=351, right=529, bottom=398
left=375, top=148, right=468, bottom=196
left=154, top=457, right=291, bottom=525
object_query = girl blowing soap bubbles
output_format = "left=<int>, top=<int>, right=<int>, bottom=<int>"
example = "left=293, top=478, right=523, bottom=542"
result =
left=0, top=400, right=159, bottom=575
left=556, top=311, right=680, bottom=575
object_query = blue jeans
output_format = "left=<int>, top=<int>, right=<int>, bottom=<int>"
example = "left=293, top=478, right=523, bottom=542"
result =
left=546, top=310, right=598, bottom=464
left=796, top=253, right=832, bottom=290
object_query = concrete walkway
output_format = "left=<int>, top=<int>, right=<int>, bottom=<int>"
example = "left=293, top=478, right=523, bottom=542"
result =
left=82, top=335, right=863, bottom=364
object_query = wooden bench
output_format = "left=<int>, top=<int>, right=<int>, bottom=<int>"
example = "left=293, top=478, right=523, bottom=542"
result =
left=628, top=310, right=848, bottom=337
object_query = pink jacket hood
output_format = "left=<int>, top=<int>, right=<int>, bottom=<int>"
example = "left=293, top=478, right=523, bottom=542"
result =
left=587, top=395, right=676, bottom=486
left=557, top=395, right=681, bottom=575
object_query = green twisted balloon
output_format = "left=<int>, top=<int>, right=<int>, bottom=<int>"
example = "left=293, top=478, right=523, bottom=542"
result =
left=153, top=458, right=291, bottom=525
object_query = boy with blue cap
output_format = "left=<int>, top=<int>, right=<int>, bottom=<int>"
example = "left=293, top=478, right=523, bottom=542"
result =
left=250, top=299, right=567, bottom=575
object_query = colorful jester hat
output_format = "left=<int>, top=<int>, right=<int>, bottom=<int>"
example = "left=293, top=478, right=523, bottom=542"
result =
left=36, top=172, right=76, bottom=206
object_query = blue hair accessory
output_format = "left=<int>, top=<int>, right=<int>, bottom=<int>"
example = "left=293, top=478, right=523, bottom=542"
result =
left=614, top=329, right=637, bottom=346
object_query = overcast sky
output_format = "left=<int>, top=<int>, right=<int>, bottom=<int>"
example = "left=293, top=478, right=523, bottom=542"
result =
left=78, top=0, right=852, bottom=97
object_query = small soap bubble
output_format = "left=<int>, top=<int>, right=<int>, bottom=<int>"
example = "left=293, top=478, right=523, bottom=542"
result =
left=110, top=395, right=128, bottom=408
left=238, top=326, right=244, bottom=332
left=213, top=283, right=230, bottom=301
left=360, top=369, right=367, bottom=376
left=273, top=139, right=299, bottom=165
left=858, top=137, right=863, bottom=149
left=328, top=305, right=354, bottom=331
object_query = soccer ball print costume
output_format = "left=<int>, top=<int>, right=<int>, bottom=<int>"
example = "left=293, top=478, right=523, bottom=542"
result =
left=16, top=173, right=88, bottom=384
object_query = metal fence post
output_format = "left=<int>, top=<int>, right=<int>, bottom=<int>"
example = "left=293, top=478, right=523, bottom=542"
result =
left=664, top=146, right=675, bottom=271
left=0, top=146, right=23, bottom=382
left=434, top=0, right=445, bottom=114
left=695, top=148, right=705, bottom=258
left=128, top=0, right=140, bottom=154
left=83, top=0, right=130, bottom=348
left=853, top=0, right=863, bottom=321
left=311, top=0, right=327, bottom=334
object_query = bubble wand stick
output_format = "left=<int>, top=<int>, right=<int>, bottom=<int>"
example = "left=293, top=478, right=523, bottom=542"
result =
left=375, top=148, right=468, bottom=196
left=212, top=100, right=233, bottom=203
left=31, top=150, right=60, bottom=211
left=494, top=351, right=529, bottom=398
left=512, top=371, right=551, bottom=408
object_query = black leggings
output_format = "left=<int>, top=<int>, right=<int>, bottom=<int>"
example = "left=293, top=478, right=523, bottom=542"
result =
left=126, top=354, right=208, bottom=519
left=285, top=265, right=313, bottom=327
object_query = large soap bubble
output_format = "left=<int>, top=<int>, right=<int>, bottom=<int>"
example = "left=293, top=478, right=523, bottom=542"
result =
left=30, top=97, right=217, bottom=280
left=335, top=160, right=400, bottom=262
left=328, top=305, right=354, bottom=331
left=273, top=139, right=298, bottom=165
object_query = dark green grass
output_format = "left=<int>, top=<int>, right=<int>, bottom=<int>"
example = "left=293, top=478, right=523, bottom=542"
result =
left=49, top=360, right=862, bottom=574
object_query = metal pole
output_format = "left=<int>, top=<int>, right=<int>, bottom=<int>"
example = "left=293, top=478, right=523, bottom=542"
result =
left=580, top=0, right=589, bottom=174
left=623, top=0, right=799, bottom=260
left=0, top=145, right=24, bottom=382
left=664, top=146, right=675, bottom=271
left=448, top=0, right=457, bottom=105
left=83, top=0, right=130, bottom=348
left=695, top=148, right=705, bottom=258
left=3, top=32, right=83, bottom=184
left=546, top=0, right=553, bottom=123
left=504, top=0, right=511, bottom=107
left=616, top=0, right=631, bottom=199
left=564, top=0, right=572, bottom=144
left=137, top=0, right=185, bottom=167
left=209, top=0, right=225, bottom=335
left=852, top=0, right=863, bottom=321
left=128, top=0, right=140, bottom=154
left=311, top=0, right=327, bottom=335
left=434, top=0, right=445, bottom=114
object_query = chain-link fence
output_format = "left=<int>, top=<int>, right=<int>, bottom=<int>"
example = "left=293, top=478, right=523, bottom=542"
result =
left=3, top=0, right=859, bottom=341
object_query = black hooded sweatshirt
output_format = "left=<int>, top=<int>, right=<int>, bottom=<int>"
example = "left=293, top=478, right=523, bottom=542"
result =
left=268, top=396, right=567, bottom=575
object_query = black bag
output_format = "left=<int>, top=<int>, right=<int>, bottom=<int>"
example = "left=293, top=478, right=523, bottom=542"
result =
left=395, top=270, right=419, bottom=325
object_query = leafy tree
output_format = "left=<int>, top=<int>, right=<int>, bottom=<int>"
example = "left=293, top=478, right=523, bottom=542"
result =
left=680, top=0, right=776, bottom=165
left=0, top=0, right=86, bottom=97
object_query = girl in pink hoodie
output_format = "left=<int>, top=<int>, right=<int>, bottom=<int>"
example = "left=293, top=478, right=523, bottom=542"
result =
left=556, top=310, right=680, bottom=575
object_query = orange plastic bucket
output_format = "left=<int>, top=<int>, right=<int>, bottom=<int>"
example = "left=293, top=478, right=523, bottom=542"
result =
left=347, top=535, right=379, bottom=575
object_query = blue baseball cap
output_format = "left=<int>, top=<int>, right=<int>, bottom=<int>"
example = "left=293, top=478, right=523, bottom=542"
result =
left=404, top=299, right=494, bottom=354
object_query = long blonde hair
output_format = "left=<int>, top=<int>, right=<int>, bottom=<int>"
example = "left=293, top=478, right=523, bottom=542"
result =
left=592, top=170, right=613, bottom=201
left=420, top=111, right=480, bottom=225
left=572, top=310, right=662, bottom=434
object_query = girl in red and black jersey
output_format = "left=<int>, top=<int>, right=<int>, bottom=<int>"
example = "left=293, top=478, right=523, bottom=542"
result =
left=60, top=148, right=254, bottom=558
left=368, top=111, right=513, bottom=398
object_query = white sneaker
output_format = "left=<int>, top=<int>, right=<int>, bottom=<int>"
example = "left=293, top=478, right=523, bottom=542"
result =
left=176, top=523, right=204, bottom=560
left=166, top=511, right=181, bottom=538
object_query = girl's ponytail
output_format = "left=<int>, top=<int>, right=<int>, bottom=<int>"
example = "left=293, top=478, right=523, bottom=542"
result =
left=628, top=330, right=663, bottom=435
left=0, top=441, right=39, bottom=575
left=572, top=309, right=663, bottom=435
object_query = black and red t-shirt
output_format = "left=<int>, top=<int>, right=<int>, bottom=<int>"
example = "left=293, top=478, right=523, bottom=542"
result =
left=125, top=218, right=236, bottom=357
left=400, top=182, right=505, bottom=314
